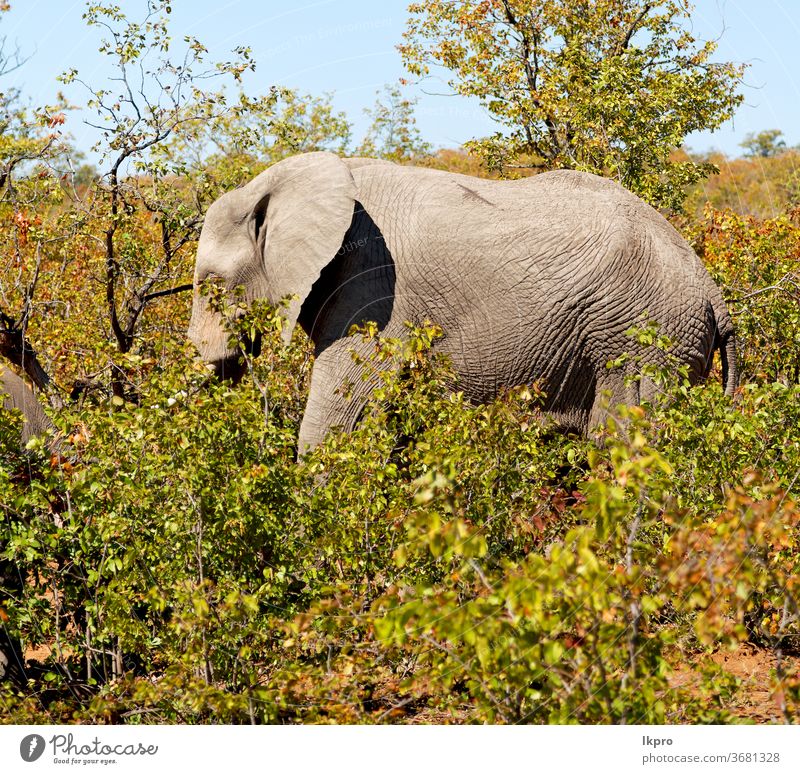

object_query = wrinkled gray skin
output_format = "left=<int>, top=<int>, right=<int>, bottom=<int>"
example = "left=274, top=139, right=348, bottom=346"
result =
left=188, top=152, right=737, bottom=452
left=0, top=365, right=53, bottom=447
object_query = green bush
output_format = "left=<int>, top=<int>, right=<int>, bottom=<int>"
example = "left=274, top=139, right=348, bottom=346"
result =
left=2, top=296, right=799, bottom=723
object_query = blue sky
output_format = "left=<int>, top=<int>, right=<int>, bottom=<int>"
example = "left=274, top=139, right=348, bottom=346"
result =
left=3, top=0, right=798, bottom=159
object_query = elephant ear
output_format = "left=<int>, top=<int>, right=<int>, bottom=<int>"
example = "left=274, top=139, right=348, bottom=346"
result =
left=241, top=152, right=357, bottom=343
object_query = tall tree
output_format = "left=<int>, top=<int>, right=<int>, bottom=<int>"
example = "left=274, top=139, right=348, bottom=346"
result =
left=740, top=129, right=786, bottom=159
left=400, top=0, right=745, bottom=210
left=59, top=1, right=256, bottom=398
left=357, top=85, right=432, bottom=163
left=0, top=2, right=69, bottom=399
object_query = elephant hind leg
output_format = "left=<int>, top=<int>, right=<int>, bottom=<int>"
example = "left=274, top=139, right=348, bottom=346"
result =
left=539, top=354, right=604, bottom=435
left=539, top=406, right=591, bottom=436
left=588, top=389, right=614, bottom=434
left=588, top=367, right=670, bottom=433
left=588, top=372, right=641, bottom=433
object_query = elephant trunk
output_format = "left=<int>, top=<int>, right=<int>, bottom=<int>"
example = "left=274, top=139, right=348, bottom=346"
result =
left=188, top=291, right=265, bottom=384
left=187, top=291, right=235, bottom=364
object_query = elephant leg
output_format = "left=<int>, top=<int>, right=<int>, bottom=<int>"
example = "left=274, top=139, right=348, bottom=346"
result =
left=298, top=336, right=388, bottom=454
left=588, top=372, right=640, bottom=433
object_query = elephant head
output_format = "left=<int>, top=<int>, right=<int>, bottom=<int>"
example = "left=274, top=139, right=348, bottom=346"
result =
left=188, top=152, right=359, bottom=379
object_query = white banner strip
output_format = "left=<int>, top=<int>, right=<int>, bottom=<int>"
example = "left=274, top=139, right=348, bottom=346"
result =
left=1, top=724, right=798, bottom=774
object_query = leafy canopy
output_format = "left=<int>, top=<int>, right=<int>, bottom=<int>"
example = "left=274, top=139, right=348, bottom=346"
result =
left=400, top=0, right=745, bottom=210
left=356, top=85, right=433, bottom=163
left=740, top=129, right=787, bottom=159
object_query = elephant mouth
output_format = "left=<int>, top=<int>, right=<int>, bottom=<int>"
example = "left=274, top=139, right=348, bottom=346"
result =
left=211, top=354, right=247, bottom=384
left=209, top=333, right=261, bottom=384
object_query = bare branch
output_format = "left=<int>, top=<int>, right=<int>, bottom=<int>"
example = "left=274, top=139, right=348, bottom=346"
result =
left=141, top=283, right=193, bottom=303
left=619, top=4, right=654, bottom=53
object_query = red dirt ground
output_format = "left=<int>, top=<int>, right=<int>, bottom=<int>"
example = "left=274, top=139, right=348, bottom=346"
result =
left=670, top=644, right=799, bottom=723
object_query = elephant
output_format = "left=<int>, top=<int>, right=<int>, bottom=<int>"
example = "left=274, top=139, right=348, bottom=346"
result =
left=188, top=151, right=737, bottom=451
left=0, top=364, right=54, bottom=448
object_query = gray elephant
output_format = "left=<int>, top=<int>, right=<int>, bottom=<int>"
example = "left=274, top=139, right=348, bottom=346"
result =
left=0, top=364, right=54, bottom=448
left=188, top=152, right=737, bottom=451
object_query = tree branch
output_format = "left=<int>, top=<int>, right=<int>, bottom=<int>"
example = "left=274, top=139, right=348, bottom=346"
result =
left=501, top=0, right=560, bottom=161
left=619, top=4, right=653, bottom=53
left=141, top=283, right=194, bottom=303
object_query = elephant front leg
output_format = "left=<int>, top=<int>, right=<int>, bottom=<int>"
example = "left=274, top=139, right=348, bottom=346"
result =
left=297, top=336, right=387, bottom=454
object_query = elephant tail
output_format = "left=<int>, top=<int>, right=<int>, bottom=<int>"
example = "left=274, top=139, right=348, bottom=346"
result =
left=719, top=329, right=738, bottom=396
left=705, top=276, right=738, bottom=397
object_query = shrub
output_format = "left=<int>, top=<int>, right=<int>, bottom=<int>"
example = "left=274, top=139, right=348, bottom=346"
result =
left=2, top=297, right=799, bottom=723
